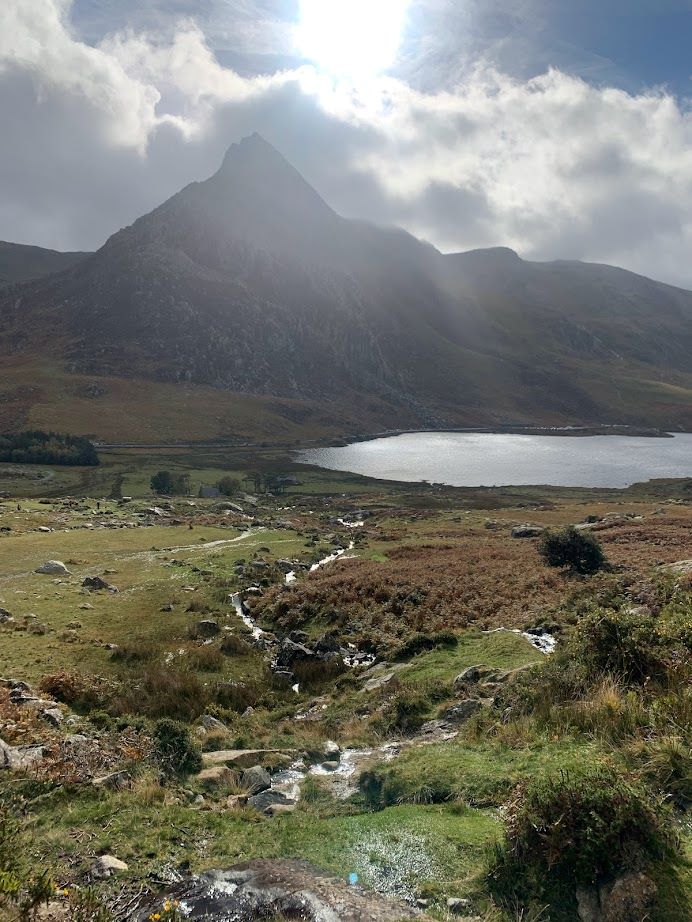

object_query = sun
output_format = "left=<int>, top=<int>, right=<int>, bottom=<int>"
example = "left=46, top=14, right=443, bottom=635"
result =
left=296, top=0, right=411, bottom=78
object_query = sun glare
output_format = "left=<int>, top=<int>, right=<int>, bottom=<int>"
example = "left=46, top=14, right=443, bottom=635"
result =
left=297, top=0, right=411, bottom=78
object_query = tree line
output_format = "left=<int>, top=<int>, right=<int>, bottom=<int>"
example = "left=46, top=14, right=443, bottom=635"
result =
left=0, top=431, right=99, bottom=466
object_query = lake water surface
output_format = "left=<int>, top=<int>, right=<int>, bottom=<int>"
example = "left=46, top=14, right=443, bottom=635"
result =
left=296, top=431, right=692, bottom=488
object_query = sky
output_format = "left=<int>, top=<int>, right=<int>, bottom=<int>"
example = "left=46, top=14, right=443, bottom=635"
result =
left=1, top=0, right=692, bottom=286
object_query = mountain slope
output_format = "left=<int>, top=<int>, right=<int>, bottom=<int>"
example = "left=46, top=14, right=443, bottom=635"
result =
left=0, top=241, right=90, bottom=287
left=1, top=133, right=691, bottom=439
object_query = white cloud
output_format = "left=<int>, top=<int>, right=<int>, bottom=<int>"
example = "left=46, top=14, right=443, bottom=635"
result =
left=2, top=0, right=692, bottom=287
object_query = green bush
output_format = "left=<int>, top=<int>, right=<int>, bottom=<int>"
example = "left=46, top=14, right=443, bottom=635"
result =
left=539, top=526, right=606, bottom=574
left=572, top=607, right=671, bottom=684
left=153, top=719, right=203, bottom=777
left=487, top=765, right=676, bottom=910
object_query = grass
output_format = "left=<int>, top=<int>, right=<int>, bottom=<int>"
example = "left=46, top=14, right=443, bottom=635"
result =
left=399, top=631, right=544, bottom=685
left=359, top=737, right=610, bottom=808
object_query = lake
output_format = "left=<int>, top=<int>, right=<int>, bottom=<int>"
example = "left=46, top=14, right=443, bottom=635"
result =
left=296, top=431, right=692, bottom=488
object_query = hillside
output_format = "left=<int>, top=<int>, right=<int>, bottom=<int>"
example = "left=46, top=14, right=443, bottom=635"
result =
left=0, top=240, right=90, bottom=287
left=0, top=133, right=691, bottom=440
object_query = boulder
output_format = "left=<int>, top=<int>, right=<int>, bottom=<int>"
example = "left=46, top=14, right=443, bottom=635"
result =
left=35, top=561, right=70, bottom=575
left=82, top=576, right=117, bottom=592
left=203, top=749, right=294, bottom=770
left=92, top=855, right=128, bottom=878
left=241, top=765, right=271, bottom=795
left=196, top=765, right=232, bottom=789
left=196, top=620, right=220, bottom=638
left=453, top=665, right=495, bottom=690
left=442, top=700, right=483, bottom=723
left=275, top=638, right=314, bottom=669
left=0, top=739, right=45, bottom=771
left=447, top=897, right=474, bottom=915
left=599, top=873, right=657, bottom=922
left=200, top=714, right=228, bottom=734
left=92, top=770, right=132, bottom=791
left=511, top=524, right=545, bottom=538
left=247, top=790, right=295, bottom=814
left=40, top=708, right=64, bottom=727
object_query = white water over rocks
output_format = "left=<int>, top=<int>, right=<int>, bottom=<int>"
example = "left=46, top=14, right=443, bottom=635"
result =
left=485, top=626, right=557, bottom=654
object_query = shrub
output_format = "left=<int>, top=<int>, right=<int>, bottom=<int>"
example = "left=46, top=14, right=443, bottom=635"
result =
left=111, top=665, right=208, bottom=721
left=220, top=634, right=251, bottom=656
left=153, top=719, right=203, bottom=777
left=539, top=526, right=606, bottom=575
left=572, top=607, right=670, bottom=685
left=487, top=765, right=676, bottom=910
left=38, top=671, right=106, bottom=712
left=187, top=646, right=224, bottom=672
left=393, top=630, right=458, bottom=660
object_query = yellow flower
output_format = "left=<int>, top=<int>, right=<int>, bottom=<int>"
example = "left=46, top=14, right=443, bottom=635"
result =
left=164, top=901, right=171, bottom=911
left=149, top=915, right=161, bottom=921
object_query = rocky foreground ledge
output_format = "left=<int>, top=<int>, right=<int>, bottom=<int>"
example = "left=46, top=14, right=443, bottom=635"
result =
left=138, top=859, right=430, bottom=921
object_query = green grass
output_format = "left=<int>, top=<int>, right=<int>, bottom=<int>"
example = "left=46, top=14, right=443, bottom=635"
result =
left=399, top=630, right=544, bottom=686
left=362, top=737, right=611, bottom=807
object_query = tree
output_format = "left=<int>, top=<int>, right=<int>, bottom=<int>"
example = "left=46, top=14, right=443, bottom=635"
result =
left=218, top=475, right=241, bottom=496
left=538, top=526, right=606, bottom=574
left=151, top=470, right=174, bottom=495
left=151, top=471, right=190, bottom=496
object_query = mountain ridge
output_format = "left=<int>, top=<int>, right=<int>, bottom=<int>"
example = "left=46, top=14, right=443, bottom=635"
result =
left=1, top=134, right=691, bottom=439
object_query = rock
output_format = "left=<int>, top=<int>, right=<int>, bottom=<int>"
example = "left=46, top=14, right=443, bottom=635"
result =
left=225, top=794, right=249, bottom=810
left=35, top=560, right=70, bottom=575
left=453, top=665, right=495, bottom=690
left=139, top=859, right=425, bottom=921
left=511, top=524, right=545, bottom=538
left=320, top=760, right=340, bottom=772
left=241, top=765, right=271, bottom=794
left=82, top=576, right=117, bottom=592
left=160, top=603, right=174, bottom=612
left=247, top=790, right=296, bottom=814
left=40, top=708, right=64, bottom=727
left=0, top=739, right=45, bottom=771
left=38, top=526, right=51, bottom=533
left=447, top=897, right=474, bottom=915
left=599, top=873, right=657, bottom=922
left=212, top=501, right=244, bottom=513
left=202, top=749, right=295, bottom=770
left=79, top=603, right=93, bottom=610
left=442, top=700, right=483, bottom=723
left=200, top=714, right=228, bottom=733
left=275, top=637, right=314, bottom=669
left=196, top=765, right=232, bottom=789
left=576, top=873, right=657, bottom=922
left=362, top=670, right=396, bottom=692
left=92, top=855, right=128, bottom=878
left=196, top=620, right=220, bottom=638
left=65, top=620, right=82, bottom=629
left=27, top=622, right=49, bottom=635
left=92, top=770, right=132, bottom=791
left=0, top=608, right=14, bottom=622
left=265, top=803, right=297, bottom=816
left=323, top=740, right=341, bottom=761
left=576, top=885, right=602, bottom=922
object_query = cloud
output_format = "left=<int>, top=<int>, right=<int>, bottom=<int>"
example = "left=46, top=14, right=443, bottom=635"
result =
left=1, top=0, right=692, bottom=289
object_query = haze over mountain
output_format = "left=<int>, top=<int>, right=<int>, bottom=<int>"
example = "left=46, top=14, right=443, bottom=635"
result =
left=1, top=133, right=691, bottom=440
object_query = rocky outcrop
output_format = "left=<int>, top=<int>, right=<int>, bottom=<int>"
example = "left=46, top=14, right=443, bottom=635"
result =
left=138, top=859, right=428, bottom=921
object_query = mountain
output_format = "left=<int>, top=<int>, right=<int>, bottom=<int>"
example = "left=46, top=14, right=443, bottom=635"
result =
left=1, top=133, right=691, bottom=441
left=0, top=241, right=90, bottom=287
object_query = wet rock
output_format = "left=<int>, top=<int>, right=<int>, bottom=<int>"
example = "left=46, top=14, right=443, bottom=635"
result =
left=323, top=740, right=341, bottom=761
left=241, top=765, right=271, bottom=794
left=247, top=790, right=296, bottom=814
left=138, top=859, right=426, bottom=921
left=35, top=560, right=70, bottom=575
left=92, top=855, right=128, bottom=878
left=320, top=760, right=340, bottom=772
